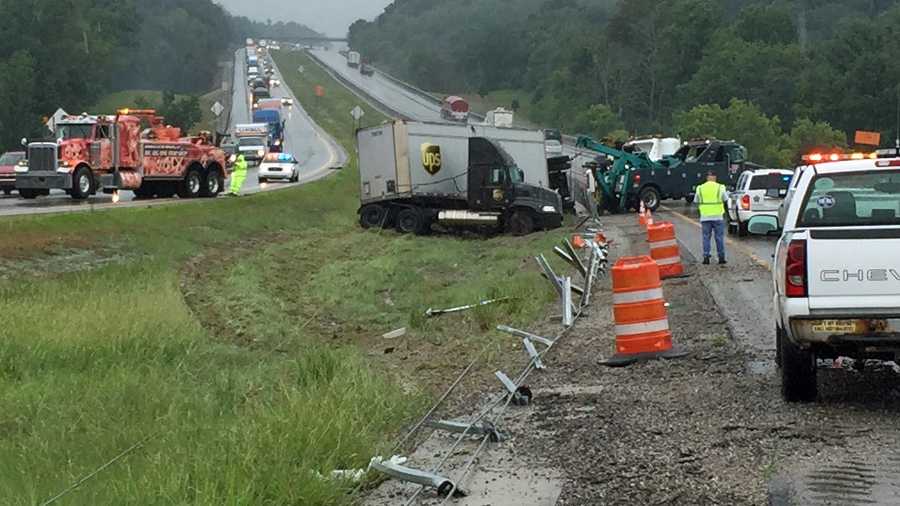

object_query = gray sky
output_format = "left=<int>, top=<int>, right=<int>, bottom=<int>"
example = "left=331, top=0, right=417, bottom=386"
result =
left=216, top=0, right=393, bottom=37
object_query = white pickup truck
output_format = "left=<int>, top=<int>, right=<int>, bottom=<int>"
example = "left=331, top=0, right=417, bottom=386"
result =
left=751, top=151, right=900, bottom=402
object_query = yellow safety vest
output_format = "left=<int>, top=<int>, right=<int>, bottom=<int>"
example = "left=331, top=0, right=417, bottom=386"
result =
left=697, top=181, right=725, bottom=218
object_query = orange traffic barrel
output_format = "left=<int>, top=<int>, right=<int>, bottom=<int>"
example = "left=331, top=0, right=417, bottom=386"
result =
left=600, top=256, right=686, bottom=367
left=647, top=222, right=684, bottom=278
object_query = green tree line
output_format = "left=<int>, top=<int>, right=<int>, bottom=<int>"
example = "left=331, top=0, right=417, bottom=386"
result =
left=350, top=0, right=900, bottom=166
left=0, top=0, right=319, bottom=150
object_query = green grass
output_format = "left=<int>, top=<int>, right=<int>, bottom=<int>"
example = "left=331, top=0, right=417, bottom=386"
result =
left=0, top=50, right=568, bottom=505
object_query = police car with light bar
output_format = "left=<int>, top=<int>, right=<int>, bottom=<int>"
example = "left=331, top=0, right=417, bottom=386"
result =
left=258, top=152, right=300, bottom=183
left=748, top=147, right=900, bottom=402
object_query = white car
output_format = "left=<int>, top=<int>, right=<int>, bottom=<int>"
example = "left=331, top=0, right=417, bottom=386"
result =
left=750, top=150, right=900, bottom=402
left=281, top=98, right=294, bottom=107
left=270, top=79, right=281, bottom=87
left=545, top=139, right=563, bottom=157
left=726, top=169, right=793, bottom=236
left=258, top=153, right=300, bottom=183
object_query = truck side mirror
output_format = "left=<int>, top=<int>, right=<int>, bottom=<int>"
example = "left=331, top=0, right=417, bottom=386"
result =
left=518, top=169, right=525, bottom=181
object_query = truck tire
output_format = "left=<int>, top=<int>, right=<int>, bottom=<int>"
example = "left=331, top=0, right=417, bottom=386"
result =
left=19, top=189, right=40, bottom=200
left=396, top=208, right=425, bottom=234
left=781, top=334, right=817, bottom=402
left=639, top=186, right=661, bottom=211
left=201, top=168, right=223, bottom=198
left=71, top=166, right=93, bottom=200
left=3, top=189, right=11, bottom=196
left=737, top=218, right=749, bottom=237
left=507, top=209, right=535, bottom=236
left=178, top=167, right=203, bottom=199
left=133, top=186, right=153, bottom=199
left=360, top=204, right=388, bottom=229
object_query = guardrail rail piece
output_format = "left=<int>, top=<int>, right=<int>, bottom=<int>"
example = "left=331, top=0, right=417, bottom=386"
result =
left=562, top=239, right=588, bottom=278
left=425, top=419, right=506, bottom=443
left=580, top=246, right=598, bottom=308
left=369, top=459, right=466, bottom=497
left=562, top=276, right=574, bottom=328
left=495, top=371, right=532, bottom=406
left=535, top=255, right=564, bottom=296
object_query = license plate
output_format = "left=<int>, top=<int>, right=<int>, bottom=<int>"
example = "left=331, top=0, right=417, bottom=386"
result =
left=811, top=320, right=858, bottom=333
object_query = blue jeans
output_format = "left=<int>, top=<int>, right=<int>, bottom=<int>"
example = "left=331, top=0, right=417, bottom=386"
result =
left=702, top=220, right=725, bottom=259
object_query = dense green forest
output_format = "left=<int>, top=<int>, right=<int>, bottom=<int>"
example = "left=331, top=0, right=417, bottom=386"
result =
left=0, top=0, right=319, bottom=149
left=350, top=0, right=900, bottom=165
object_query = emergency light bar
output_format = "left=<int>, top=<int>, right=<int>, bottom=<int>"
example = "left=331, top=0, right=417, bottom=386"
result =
left=801, top=152, right=877, bottom=163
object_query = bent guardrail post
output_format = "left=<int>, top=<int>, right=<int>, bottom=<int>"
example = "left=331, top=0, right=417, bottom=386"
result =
left=496, top=325, right=555, bottom=347
left=369, top=459, right=465, bottom=497
left=495, top=371, right=532, bottom=406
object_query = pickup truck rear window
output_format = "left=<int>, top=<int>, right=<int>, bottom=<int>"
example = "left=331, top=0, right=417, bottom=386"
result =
left=748, top=174, right=791, bottom=191
left=798, top=170, right=900, bottom=227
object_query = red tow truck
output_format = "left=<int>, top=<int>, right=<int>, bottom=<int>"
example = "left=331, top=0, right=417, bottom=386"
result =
left=16, top=109, right=228, bottom=200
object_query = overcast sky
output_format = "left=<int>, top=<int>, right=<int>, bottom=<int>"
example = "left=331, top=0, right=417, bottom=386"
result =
left=216, top=0, right=393, bottom=37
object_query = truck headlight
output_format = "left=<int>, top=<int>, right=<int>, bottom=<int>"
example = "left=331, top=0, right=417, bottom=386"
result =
left=541, top=205, right=557, bottom=213
left=257, top=149, right=265, bottom=157
left=14, top=164, right=28, bottom=173
left=274, top=139, right=281, bottom=146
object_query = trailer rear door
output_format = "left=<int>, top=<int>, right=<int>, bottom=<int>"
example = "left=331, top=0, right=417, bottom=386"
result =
left=358, top=123, right=403, bottom=202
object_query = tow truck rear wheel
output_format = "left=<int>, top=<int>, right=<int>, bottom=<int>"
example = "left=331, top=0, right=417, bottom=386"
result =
left=201, top=168, right=223, bottom=198
left=178, top=167, right=203, bottom=199
left=639, top=186, right=661, bottom=211
left=781, top=335, right=817, bottom=402
left=19, top=189, right=40, bottom=199
left=507, top=209, right=535, bottom=236
left=71, top=166, right=93, bottom=200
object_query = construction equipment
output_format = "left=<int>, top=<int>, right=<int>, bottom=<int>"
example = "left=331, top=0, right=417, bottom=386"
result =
left=574, top=135, right=754, bottom=213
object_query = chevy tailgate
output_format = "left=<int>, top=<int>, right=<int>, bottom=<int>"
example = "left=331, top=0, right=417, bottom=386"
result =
left=806, top=228, right=900, bottom=310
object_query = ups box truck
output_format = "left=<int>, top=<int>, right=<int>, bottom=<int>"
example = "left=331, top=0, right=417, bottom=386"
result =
left=357, top=120, right=563, bottom=235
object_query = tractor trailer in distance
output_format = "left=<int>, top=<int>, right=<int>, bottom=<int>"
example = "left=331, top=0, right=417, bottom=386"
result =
left=347, top=51, right=361, bottom=68
left=356, top=120, right=563, bottom=235
left=16, top=109, right=227, bottom=200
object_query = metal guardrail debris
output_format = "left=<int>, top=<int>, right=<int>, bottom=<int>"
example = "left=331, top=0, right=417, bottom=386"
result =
left=370, top=220, right=610, bottom=504
left=370, top=458, right=465, bottom=497
left=425, top=297, right=512, bottom=317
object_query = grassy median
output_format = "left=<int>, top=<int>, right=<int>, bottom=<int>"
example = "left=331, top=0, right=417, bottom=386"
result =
left=0, top=50, right=564, bottom=504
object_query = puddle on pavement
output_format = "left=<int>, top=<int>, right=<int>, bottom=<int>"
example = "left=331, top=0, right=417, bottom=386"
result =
left=771, top=457, right=900, bottom=505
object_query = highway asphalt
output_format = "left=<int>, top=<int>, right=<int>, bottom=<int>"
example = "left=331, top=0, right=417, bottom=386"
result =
left=0, top=48, right=345, bottom=218
left=310, top=49, right=445, bottom=122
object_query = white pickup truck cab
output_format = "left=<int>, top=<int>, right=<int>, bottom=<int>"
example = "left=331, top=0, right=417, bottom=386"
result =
left=727, top=169, right=793, bottom=236
left=750, top=151, right=900, bottom=402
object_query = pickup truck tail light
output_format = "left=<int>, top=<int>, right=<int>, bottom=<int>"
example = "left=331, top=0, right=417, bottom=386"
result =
left=786, top=239, right=807, bottom=298
left=740, top=194, right=751, bottom=210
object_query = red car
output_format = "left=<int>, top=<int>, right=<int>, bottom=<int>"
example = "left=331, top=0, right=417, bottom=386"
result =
left=0, top=151, right=24, bottom=195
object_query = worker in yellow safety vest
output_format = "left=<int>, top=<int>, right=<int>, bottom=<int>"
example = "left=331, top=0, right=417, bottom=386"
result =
left=228, top=154, right=248, bottom=196
left=693, top=171, right=729, bottom=265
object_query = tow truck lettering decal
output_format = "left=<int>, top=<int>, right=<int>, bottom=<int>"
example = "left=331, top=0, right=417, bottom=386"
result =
left=820, top=269, right=900, bottom=282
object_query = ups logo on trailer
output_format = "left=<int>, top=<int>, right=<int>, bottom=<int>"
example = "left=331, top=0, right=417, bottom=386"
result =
left=421, top=143, right=442, bottom=175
